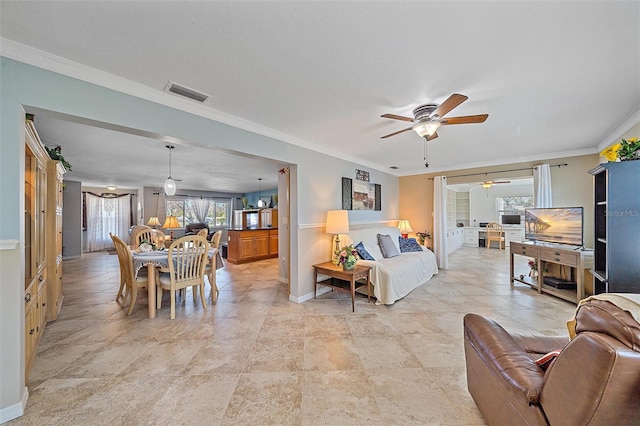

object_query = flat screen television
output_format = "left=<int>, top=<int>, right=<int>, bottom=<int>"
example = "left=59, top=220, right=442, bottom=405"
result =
left=524, top=207, right=583, bottom=246
left=501, top=214, right=521, bottom=225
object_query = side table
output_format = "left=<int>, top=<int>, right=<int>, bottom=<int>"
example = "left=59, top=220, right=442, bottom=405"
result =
left=313, top=261, right=371, bottom=312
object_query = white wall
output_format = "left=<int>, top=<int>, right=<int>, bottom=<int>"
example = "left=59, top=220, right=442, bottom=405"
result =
left=61, top=180, right=82, bottom=259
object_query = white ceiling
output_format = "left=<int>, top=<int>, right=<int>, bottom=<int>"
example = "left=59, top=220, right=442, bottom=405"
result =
left=2, top=1, right=639, bottom=191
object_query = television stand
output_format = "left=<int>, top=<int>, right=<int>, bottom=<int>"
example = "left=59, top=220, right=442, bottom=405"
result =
left=510, top=241, right=594, bottom=304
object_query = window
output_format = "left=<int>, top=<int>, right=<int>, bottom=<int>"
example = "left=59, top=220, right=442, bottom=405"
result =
left=496, top=196, right=534, bottom=223
left=165, top=198, right=231, bottom=227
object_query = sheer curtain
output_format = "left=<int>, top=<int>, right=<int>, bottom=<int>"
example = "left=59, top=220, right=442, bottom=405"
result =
left=191, top=197, right=211, bottom=223
left=533, top=164, right=553, bottom=207
left=85, top=193, right=132, bottom=252
left=433, top=176, right=449, bottom=269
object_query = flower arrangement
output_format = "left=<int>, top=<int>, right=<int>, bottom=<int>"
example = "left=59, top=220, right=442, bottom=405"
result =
left=415, top=231, right=432, bottom=246
left=334, top=244, right=358, bottom=269
left=600, top=138, right=640, bottom=162
left=138, top=239, right=156, bottom=252
left=528, top=259, right=548, bottom=273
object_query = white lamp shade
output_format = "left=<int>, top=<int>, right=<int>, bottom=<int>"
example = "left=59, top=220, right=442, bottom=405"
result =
left=398, top=219, right=414, bottom=234
left=326, top=210, right=349, bottom=234
left=413, top=120, right=441, bottom=137
left=164, top=177, right=176, bottom=196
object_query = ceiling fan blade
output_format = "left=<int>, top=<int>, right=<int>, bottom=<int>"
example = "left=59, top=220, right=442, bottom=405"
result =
left=431, top=93, right=468, bottom=119
left=426, top=132, right=439, bottom=141
left=381, top=113, right=414, bottom=123
left=440, top=114, right=489, bottom=125
left=381, top=127, right=413, bottom=139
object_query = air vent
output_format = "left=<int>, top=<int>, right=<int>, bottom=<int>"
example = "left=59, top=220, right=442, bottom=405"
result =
left=165, top=81, right=209, bottom=103
left=389, top=166, right=399, bottom=170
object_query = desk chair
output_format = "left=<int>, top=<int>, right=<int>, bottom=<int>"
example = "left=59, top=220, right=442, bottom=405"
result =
left=486, top=222, right=505, bottom=250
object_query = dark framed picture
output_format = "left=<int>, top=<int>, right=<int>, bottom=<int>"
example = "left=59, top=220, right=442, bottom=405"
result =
left=342, top=177, right=381, bottom=211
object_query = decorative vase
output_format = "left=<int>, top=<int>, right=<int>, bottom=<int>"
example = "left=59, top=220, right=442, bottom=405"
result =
left=529, top=269, right=538, bottom=279
left=343, top=263, right=355, bottom=271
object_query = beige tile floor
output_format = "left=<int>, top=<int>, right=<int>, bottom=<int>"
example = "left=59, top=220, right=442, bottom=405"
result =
left=12, top=246, right=577, bottom=425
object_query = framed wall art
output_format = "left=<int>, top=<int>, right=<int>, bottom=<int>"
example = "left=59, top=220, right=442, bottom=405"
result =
left=342, top=177, right=381, bottom=211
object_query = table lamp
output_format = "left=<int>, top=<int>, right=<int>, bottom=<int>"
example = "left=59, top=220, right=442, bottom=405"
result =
left=162, top=215, right=180, bottom=240
left=147, top=216, right=160, bottom=229
left=398, top=219, right=413, bottom=238
left=326, top=210, right=349, bottom=259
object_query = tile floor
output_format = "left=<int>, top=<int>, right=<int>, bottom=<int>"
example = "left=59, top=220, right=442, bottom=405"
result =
left=11, top=246, right=577, bottom=425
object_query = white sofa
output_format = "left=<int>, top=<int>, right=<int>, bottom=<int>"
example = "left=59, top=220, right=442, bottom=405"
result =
left=345, top=226, right=438, bottom=305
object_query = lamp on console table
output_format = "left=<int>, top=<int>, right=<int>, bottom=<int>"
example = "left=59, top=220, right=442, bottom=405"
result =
left=147, top=216, right=160, bottom=229
left=326, top=210, right=349, bottom=261
left=398, top=219, right=413, bottom=238
left=162, top=215, right=180, bottom=240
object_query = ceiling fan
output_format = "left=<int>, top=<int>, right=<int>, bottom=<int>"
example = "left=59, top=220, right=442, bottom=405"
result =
left=479, top=180, right=510, bottom=189
left=380, top=93, right=488, bottom=141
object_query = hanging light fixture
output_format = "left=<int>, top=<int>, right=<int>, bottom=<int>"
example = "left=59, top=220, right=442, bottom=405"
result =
left=413, top=119, right=441, bottom=138
left=164, top=145, right=176, bottom=196
left=257, top=178, right=266, bottom=208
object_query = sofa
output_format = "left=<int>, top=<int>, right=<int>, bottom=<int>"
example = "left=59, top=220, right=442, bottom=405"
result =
left=463, top=297, right=640, bottom=425
left=185, top=222, right=209, bottom=236
left=345, top=226, right=438, bottom=305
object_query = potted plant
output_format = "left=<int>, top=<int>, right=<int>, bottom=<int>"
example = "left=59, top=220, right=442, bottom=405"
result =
left=44, top=145, right=72, bottom=171
left=416, top=231, right=432, bottom=246
left=601, top=138, right=640, bottom=162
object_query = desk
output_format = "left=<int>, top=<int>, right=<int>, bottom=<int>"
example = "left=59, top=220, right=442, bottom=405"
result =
left=463, top=227, right=525, bottom=248
left=313, top=262, right=371, bottom=312
left=132, top=248, right=223, bottom=318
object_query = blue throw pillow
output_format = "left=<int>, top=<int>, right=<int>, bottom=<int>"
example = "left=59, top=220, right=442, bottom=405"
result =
left=354, top=241, right=375, bottom=260
left=398, top=237, right=422, bottom=253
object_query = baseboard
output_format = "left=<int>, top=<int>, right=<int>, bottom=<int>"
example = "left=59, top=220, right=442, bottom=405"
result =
left=288, top=287, right=331, bottom=304
left=62, top=255, right=81, bottom=260
left=0, top=387, right=28, bottom=424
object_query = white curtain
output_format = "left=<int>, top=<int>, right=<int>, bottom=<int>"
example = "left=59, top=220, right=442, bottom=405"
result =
left=433, top=176, right=449, bottom=269
left=191, top=197, right=211, bottom=223
left=85, top=193, right=132, bottom=252
left=533, top=164, right=553, bottom=207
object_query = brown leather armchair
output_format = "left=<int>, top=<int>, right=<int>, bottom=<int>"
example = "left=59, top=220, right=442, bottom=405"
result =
left=463, top=299, right=640, bottom=425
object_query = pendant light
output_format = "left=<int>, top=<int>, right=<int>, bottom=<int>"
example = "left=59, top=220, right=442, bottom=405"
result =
left=257, top=178, right=265, bottom=208
left=164, top=145, right=176, bottom=196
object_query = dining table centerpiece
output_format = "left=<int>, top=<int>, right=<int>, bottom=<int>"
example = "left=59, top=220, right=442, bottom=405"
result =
left=334, top=244, right=358, bottom=271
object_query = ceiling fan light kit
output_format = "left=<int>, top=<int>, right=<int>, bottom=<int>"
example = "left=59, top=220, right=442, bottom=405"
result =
left=413, top=120, right=441, bottom=138
left=164, top=145, right=176, bottom=196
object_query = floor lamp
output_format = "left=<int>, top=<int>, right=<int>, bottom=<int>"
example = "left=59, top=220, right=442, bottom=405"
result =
left=326, top=210, right=349, bottom=261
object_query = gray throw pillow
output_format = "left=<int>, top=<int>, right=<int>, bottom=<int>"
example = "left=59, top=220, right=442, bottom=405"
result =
left=377, top=233, right=400, bottom=258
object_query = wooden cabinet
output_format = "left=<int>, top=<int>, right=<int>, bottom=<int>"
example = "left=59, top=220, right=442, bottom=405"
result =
left=46, top=161, right=65, bottom=320
left=227, top=228, right=278, bottom=264
left=589, top=162, right=640, bottom=294
left=510, top=241, right=593, bottom=304
left=24, top=118, right=51, bottom=380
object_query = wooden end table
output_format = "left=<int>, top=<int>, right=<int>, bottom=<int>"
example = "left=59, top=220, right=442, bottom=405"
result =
left=313, top=261, right=372, bottom=312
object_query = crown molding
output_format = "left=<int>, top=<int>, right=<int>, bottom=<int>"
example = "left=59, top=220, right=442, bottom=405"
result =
left=396, top=146, right=599, bottom=177
left=0, top=38, right=391, bottom=175
left=596, top=108, right=640, bottom=152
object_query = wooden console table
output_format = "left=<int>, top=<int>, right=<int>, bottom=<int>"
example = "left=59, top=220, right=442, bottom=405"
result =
left=313, top=262, right=371, bottom=312
left=510, top=241, right=593, bottom=304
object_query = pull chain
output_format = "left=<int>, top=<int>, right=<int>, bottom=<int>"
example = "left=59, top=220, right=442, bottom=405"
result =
left=423, top=137, right=429, bottom=168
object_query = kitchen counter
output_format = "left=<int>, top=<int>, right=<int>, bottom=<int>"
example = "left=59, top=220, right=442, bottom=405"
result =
left=226, top=228, right=278, bottom=264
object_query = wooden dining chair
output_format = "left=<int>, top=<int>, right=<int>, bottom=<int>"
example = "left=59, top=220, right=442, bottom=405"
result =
left=486, top=222, right=505, bottom=250
left=157, top=235, right=209, bottom=319
left=209, top=230, right=222, bottom=249
left=150, top=229, right=167, bottom=249
left=130, top=224, right=151, bottom=246
left=196, top=228, right=209, bottom=239
left=110, top=233, right=154, bottom=315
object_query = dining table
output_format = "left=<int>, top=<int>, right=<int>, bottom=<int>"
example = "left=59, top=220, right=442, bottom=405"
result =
left=131, top=247, right=223, bottom=319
